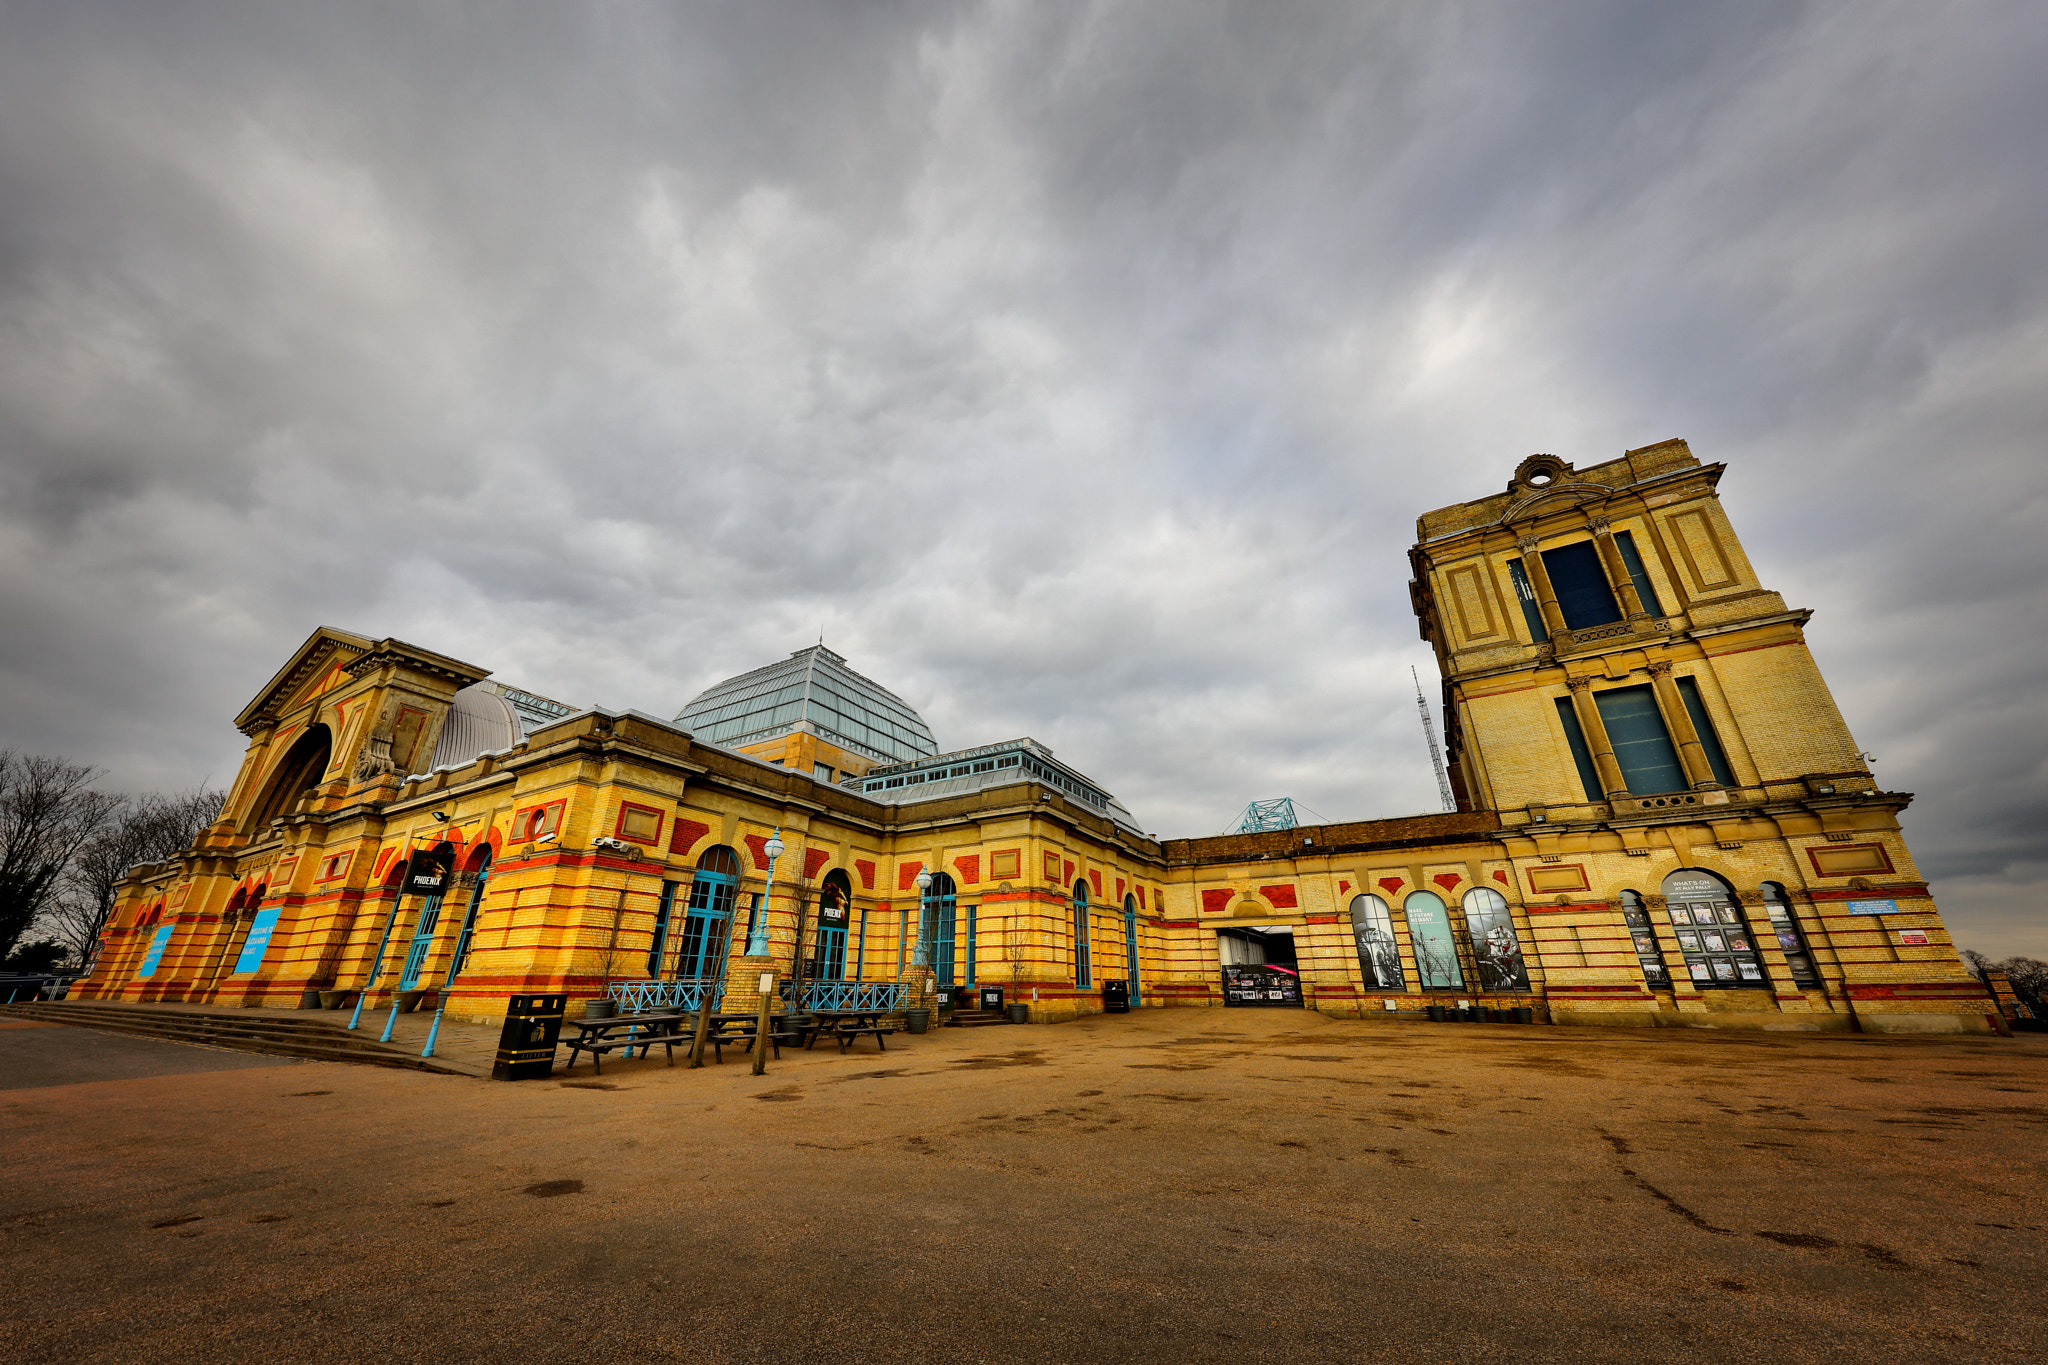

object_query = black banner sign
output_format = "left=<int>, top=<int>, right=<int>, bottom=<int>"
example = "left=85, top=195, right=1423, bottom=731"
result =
left=404, top=850, right=452, bottom=897
left=1221, top=964, right=1302, bottom=1008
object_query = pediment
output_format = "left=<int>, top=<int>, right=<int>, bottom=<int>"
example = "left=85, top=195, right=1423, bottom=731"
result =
left=234, top=627, right=376, bottom=734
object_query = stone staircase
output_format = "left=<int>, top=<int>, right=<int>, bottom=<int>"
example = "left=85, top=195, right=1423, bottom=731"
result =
left=944, top=1007, right=1014, bottom=1028
left=0, top=1001, right=467, bottom=1074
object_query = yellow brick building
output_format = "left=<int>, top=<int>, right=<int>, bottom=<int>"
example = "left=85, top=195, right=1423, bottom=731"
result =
left=77, top=440, right=1999, bottom=1035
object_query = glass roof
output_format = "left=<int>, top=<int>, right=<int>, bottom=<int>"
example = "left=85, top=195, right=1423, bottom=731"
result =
left=675, top=646, right=938, bottom=764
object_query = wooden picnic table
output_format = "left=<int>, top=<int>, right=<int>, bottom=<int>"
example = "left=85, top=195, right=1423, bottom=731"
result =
left=703, top=1011, right=808, bottom=1063
left=557, top=1011, right=692, bottom=1074
left=800, top=1009, right=898, bottom=1053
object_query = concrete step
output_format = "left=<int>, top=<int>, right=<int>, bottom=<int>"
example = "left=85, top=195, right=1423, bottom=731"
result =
left=0, top=1003, right=464, bottom=1075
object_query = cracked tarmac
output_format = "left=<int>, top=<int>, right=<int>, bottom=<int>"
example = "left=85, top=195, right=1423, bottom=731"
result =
left=3, top=1007, right=2044, bottom=1363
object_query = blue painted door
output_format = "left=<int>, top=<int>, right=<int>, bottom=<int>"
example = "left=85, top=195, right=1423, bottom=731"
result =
left=1124, top=906, right=1140, bottom=1007
left=815, top=925, right=846, bottom=980
left=676, top=867, right=735, bottom=980
left=398, top=894, right=444, bottom=990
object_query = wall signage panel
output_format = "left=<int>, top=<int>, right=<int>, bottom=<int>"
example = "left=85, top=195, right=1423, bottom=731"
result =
left=1221, top=965, right=1301, bottom=1007
left=136, top=925, right=175, bottom=979
left=232, top=906, right=283, bottom=975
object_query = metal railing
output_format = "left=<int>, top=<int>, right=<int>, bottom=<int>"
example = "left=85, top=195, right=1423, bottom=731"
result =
left=782, top=980, right=912, bottom=1012
left=607, top=978, right=727, bottom=1013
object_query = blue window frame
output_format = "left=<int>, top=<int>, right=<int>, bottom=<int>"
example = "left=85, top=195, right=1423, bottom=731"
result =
left=1675, top=676, right=1737, bottom=786
left=1554, top=697, right=1605, bottom=802
left=398, top=891, right=444, bottom=990
left=448, top=855, right=491, bottom=980
left=1507, top=559, right=1549, bottom=643
left=962, top=899, right=977, bottom=986
left=647, top=879, right=678, bottom=977
left=1594, top=685, right=1687, bottom=796
left=1122, top=895, right=1141, bottom=1006
left=676, top=846, right=739, bottom=981
left=1072, top=881, right=1092, bottom=989
left=1541, top=540, right=1623, bottom=630
left=922, top=873, right=958, bottom=984
left=1613, top=531, right=1663, bottom=617
left=813, top=875, right=851, bottom=981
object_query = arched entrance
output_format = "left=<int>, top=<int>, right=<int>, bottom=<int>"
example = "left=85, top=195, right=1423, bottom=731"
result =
left=922, top=873, right=958, bottom=985
left=812, top=870, right=853, bottom=981
left=248, top=724, right=332, bottom=830
left=397, top=842, right=457, bottom=990
left=674, top=846, right=740, bottom=982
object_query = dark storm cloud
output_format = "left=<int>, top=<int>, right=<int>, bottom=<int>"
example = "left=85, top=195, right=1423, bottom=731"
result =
left=2, top=2, right=2043, bottom=952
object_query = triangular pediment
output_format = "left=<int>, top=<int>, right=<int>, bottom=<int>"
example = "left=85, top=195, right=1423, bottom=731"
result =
left=234, top=627, right=376, bottom=734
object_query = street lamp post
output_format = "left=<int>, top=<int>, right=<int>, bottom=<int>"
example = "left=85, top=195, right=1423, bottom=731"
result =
left=746, top=829, right=784, bottom=957
left=912, top=866, right=933, bottom=966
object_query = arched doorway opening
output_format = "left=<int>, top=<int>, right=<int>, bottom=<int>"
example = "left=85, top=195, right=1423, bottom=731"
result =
left=446, top=845, right=493, bottom=981
left=1071, top=880, right=1092, bottom=989
left=923, top=873, right=959, bottom=985
left=812, top=870, right=853, bottom=982
left=1122, top=894, right=1141, bottom=1007
left=675, top=846, right=740, bottom=982
left=397, top=841, right=458, bottom=991
left=248, top=724, right=333, bottom=830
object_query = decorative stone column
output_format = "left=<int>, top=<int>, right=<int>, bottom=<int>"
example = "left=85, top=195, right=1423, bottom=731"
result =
left=1646, top=661, right=1718, bottom=790
left=1515, top=535, right=1571, bottom=641
left=1565, top=676, right=1628, bottom=800
left=1586, top=516, right=1649, bottom=619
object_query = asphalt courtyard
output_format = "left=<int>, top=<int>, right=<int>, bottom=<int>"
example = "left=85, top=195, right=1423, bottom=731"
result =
left=2, top=1009, right=2044, bottom=1364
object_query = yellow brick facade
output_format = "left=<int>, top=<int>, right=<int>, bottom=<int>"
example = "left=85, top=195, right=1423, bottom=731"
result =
left=78, top=441, right=1999, bottom=1036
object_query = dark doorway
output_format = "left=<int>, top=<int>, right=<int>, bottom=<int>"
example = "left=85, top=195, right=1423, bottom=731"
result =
left=1216, top=926, right=1302, bottom=1007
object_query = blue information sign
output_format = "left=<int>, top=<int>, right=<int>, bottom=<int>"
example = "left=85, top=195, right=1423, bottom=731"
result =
left=1845, top=899, right=1899, bottom=916
left=136, top=925, right=175, bottom=978
left=233, top=906, right=283, bottom=975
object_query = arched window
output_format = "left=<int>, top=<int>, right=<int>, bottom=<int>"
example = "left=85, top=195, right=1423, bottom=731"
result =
left=1402, top=890, right=1464, bottom=990
left=1619, top=890, right=1669, bottom=986
left=1349, top=894, right=1404, bottom=989
left=1072, top=880, right=1093, bottom=989
left=921, top=872, right=958, bottom=985
left=813, top=870, right=853, bottom=982
left=1759, top=882, right=1818, bottom=987
left=450, top=847, right=492, bottom=979
left=248, top=724, right=333, bottom=830
left=399, top=842, right=457, bottom=990
left=1660, top=869, right=1765, bottom=988
left=1460, top=888, right=1529, bottom=991
left=676, top=846, right=740, bottom=980
left=1122, top=893, right=1141, bottom=1006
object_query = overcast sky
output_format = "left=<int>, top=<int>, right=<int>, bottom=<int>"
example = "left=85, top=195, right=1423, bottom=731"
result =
left=2, top=2, right=2043, bottom=955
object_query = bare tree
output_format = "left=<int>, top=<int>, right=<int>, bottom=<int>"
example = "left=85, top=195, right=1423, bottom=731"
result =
left=0, top=753, right=120, bottom=964
left=48, top=786, right=225, bottom=969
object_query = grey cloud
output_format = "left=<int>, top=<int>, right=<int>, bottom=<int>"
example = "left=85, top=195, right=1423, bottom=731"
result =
left=1, top=1, right=2043, bottom=953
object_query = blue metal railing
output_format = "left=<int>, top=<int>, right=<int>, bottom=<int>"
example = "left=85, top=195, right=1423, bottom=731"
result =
left=786, top=980, right=911, bottom=1012
left=607, top=978, right=728, bottom=1013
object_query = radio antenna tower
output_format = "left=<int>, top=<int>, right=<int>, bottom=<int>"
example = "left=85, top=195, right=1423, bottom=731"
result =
left=1413, top=667, right=1457, bottom=812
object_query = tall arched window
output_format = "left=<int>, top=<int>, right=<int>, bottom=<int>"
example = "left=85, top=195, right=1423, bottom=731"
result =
left=1619, top=890, right=1669, bottom=986
left=1122, top=893, right=1141, bottom=1006
left=1402, top=890, right=1464, bottom=990
left=1660, top=869, right=1765, bottom=988
left=451, top=848, right=492, bottom=979
left=921, top=872, right=958, bottom=984
left=1759, top=882, right=1818, bottom=987
left=1349, top=894, right=1405, bottom=990
left=1072, top=880, right=1093, bottom=989
left=814, top=870, right=853, bottom=981
left=676, top=846, right=740, bottom=980
left=399, top=842, right=457, bottom=990
left=1460, top=888, right=1529, bottom=991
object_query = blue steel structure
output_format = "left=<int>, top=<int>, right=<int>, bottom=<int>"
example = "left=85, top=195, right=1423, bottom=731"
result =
left=1230, top=798, right=1298, bottom=834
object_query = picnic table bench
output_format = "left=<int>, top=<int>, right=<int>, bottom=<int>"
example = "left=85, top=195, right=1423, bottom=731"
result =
left=558, top=1011, right=691, bottom=1074
left=802, top=1009, right=898, bottom=1053
left=706, top=1012, right=807, bottom=1063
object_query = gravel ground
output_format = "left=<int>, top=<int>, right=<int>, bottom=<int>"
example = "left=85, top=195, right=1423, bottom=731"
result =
left=3, top=1008, right=2044, bottom=1364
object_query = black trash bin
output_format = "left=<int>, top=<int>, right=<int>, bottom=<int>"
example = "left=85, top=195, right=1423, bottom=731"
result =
left=492, top=993, right=567, bottom=1081
left=1426, top=1005, right=1447, bottom=1022
left=979, top=985, right=1003, bottom=1011
left=1103, top=980, right=1130, bottom=1013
